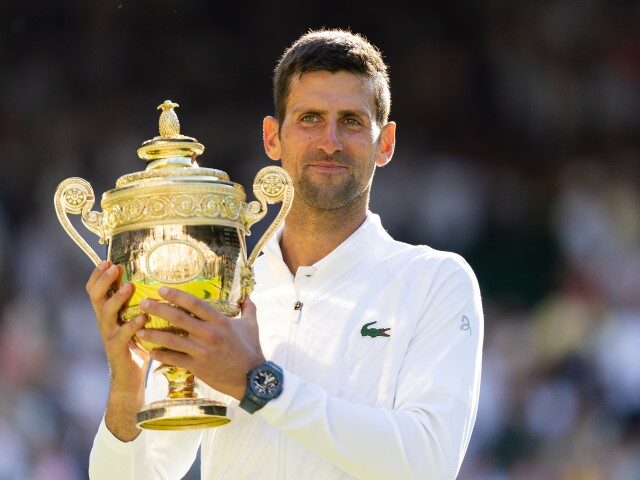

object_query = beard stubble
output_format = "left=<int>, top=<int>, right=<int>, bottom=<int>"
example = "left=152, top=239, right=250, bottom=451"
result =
left=295, top=151, right=373, bottom=210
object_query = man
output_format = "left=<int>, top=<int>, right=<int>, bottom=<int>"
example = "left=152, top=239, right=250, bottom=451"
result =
left=87, top=29, right=483, bottom=479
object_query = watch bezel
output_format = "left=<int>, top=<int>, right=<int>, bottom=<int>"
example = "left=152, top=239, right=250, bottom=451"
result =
left=240, top=361, right=283, bottom=413
left=248, top=361, right=283, bottom=400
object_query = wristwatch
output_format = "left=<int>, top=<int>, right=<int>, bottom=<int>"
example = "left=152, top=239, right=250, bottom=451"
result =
left=239, top=361, right=284, bottom=414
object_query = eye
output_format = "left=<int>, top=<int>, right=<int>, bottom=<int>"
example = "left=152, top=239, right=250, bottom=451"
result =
left=343, top=117, right=363, bottom=127
left=300, top=113, right=320, bottom=123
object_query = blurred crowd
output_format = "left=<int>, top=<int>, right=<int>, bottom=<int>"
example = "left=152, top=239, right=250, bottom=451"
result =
left=1, top=1, right=639, bottom=479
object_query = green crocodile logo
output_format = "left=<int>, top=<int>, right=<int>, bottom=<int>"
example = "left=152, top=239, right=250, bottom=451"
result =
left=361, top=321, right=391, bottom=338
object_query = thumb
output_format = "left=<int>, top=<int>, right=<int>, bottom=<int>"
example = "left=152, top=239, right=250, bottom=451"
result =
left=240, top=296, right=257, bottom=319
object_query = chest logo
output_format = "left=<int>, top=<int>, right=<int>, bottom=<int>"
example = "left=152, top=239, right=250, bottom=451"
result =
left=361, top=321, right=391, bottom=338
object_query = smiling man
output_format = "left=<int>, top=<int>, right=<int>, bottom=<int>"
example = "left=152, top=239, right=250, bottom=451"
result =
left=87, top=29, right=483, bottom=480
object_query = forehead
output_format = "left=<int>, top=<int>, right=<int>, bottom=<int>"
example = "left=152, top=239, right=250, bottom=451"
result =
left=285, top=70, right=376, bottom=117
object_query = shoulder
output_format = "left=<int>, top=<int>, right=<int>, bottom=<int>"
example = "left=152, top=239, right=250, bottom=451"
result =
left=372, top=237, right=482, bottom=319
left=365, top=213, right=475, bottom=282
left=376, top=238, right=476, bottom=286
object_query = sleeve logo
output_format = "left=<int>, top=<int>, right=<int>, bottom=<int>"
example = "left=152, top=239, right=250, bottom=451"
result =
left=460, top=315, right=472, bottom=335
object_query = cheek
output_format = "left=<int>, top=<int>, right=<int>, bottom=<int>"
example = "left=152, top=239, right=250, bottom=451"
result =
left=280, top=131, right=313, bottom=158
left=345, top=130, right=377, bottom=153
left=278, top=145, right=299, bottom=177
left=348, top=138, right=378, bottom=164
left=282, top=124, right=315, bottom=142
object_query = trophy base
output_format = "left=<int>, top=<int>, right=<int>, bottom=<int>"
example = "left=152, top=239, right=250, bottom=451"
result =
left=136, top=398, right=230, bottom=430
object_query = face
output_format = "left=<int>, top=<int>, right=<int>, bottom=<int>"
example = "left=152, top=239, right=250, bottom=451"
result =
left=264, top=70, right=395, bottom=210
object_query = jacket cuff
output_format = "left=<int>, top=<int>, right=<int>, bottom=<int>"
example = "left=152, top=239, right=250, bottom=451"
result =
left=257, top=370, right=305, bottom=426
left=94, top=416, right=146, bottom=454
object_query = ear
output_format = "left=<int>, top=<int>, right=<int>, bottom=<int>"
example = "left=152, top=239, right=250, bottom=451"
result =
left=263, top=116, right=281, bottom=161
left=375, top=121, right=396, bottom=167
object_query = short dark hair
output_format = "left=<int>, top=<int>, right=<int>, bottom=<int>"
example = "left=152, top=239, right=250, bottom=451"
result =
left=273, top=29, right=391, bottom=126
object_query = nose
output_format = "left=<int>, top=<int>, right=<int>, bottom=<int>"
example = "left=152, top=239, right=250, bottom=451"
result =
left=316, top=121, right=342, bottom=155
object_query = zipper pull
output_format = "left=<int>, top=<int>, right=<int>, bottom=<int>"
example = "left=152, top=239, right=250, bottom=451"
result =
left=293, top=301, right=303, bottom=311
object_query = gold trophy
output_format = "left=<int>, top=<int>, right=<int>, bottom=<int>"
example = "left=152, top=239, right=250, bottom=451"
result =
left=54, top=101, right=293, bottom=430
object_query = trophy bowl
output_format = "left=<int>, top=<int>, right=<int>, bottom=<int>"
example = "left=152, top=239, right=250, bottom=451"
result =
left=53, top=101, right=293, bottom=430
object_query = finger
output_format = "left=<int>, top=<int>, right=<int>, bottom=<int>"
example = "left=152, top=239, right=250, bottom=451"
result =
left=139, top=299, right=213, bottom=338
left=89, top=264, right=122, bottom=307
left=137, top=328, right=200, bottom=356
left=128, top=338, right=148, bottom=356
left=101, top=283, right=134, bottom=323
left=149, top=349, right=194, bottom=371
left=240, top=297, right=259, bottom=338
left=157, top=287, right=223, bottom=323
left=86, top=261, right=111, bottom=295
left=112, top=314, right=147, bottom=348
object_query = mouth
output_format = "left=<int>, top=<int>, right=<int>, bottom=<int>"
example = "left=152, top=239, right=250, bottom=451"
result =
left=307, top=163, right=348, bottom=173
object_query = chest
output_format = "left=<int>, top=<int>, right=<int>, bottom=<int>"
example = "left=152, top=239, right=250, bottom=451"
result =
left=252, top=265, right=414, bottom=405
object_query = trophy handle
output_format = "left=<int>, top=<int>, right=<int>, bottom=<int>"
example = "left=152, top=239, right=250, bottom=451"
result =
left=54, top=177, right=106, bottom=266
left=244, top=166, right=294, bottom=267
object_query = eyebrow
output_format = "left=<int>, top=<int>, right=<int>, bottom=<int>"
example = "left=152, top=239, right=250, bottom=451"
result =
left=339, top=109, right=370, bottom=118
left=293, top=108, right=371, bottom=118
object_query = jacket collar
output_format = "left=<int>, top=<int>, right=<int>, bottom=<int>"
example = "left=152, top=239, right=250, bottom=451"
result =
left=260, top=211, right=393, bottom=280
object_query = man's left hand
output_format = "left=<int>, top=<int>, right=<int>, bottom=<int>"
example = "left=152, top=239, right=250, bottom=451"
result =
left=136, top=287, right=265, bottom=401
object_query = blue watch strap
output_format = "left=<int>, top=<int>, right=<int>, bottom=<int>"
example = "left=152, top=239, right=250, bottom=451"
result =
left=239, top=392, right=263, bottom=414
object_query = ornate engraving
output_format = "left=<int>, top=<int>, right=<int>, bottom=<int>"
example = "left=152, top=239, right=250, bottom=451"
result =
left=62, top=187, right=87, bottom=211
left=54, top=177, right=105, bottom=266
left=103, top=190, right=246, bottom=234
left=244, top=166, right=294, bottom=267
left=115, top=168, right=229, bottom=188
left=146, top=241, right=205, bottom=284
left=260, top=172, right=286, bottom=198
left=240, top=265, right=256, bottom=299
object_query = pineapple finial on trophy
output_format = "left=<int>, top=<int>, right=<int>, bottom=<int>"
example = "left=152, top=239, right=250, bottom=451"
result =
left=137, top=100, right=204, bottom=166
left=158, top=100, right=180, bottom=137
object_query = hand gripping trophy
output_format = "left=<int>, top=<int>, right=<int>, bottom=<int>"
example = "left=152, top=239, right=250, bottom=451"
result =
left=54, top=101, right=293, bottom=430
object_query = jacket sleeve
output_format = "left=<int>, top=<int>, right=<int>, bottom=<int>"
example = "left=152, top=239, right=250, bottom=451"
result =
left=88, top=364, right=202, bottom=480
left=257, top=259, right=483, bottom=480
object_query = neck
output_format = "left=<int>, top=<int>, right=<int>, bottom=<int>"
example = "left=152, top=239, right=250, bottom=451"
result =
left=280, top=194, right=368, bottom=274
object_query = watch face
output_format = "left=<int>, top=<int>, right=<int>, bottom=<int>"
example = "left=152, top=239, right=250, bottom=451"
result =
left=252, top=369, right=279, bottom=397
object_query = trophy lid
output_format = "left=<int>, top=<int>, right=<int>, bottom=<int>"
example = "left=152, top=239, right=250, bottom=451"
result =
left=114, top=100, right=231, bottom=187
left=101, top=101, right=247, bottom=236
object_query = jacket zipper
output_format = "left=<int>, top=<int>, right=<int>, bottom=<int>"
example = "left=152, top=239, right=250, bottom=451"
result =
left=278, top=298, right=303, bottom=480
left=278, top=260, right=304, bottom=480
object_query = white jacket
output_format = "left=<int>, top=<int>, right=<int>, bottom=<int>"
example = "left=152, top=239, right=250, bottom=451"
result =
left=89, top=212, right=483, bottom=479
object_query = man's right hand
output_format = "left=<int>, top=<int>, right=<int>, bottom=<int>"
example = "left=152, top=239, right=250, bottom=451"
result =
left=87, top=261, right=150, bottom=441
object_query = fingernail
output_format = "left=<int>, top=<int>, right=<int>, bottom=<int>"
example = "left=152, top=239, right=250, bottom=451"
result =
left=158, top=286, right=169, bottom=296
left=140, top=299, right=150, bottom=309
left=119, top=283, right=131, bottom=293
left=99, top=261, right=109, bottom=270
left=137, top=329, right=147, bottom=337
left=108, top=265, right=119, bottom=274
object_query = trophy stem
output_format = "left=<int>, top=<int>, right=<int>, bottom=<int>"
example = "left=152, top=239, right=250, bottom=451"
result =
left=157, top=364, right=196, bottom=399
left=135, top=364, right=230, bottom=430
